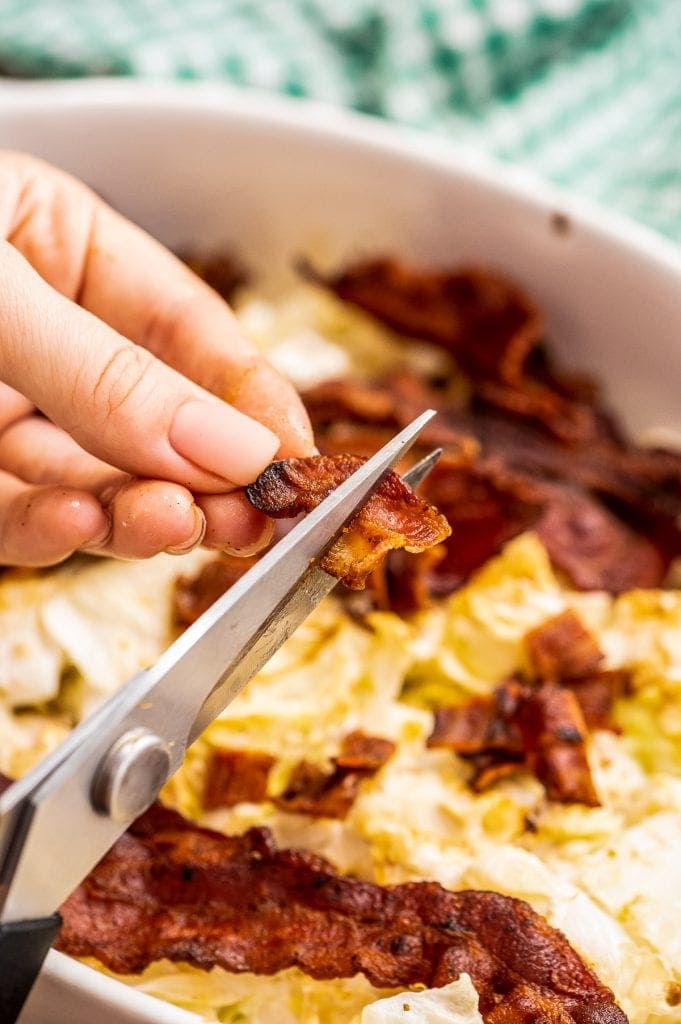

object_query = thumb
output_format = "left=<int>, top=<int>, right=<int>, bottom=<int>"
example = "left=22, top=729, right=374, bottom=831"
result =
left=0, top=242, right=280, bottom=490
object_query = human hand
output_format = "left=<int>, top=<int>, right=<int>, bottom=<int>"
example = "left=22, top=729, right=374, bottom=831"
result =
left=0, top=152, right=314, bottom=566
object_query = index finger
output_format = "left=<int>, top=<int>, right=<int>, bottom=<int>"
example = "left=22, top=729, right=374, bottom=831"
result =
left=1, top=151, right=314, bottom=459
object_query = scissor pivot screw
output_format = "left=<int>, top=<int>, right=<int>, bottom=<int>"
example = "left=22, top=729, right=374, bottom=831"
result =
left=91, top=727, right=172, bottom=823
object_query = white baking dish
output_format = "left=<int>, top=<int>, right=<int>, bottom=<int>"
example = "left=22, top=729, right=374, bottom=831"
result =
left=1, top=78, right=681, bottom=1024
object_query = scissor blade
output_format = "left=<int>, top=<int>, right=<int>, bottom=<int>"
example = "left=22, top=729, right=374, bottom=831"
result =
left=0, top=412, right=435, bottom=923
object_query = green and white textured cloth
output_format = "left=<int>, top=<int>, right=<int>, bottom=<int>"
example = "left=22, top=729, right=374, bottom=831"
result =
left=1, top=0, right=680, bottom=240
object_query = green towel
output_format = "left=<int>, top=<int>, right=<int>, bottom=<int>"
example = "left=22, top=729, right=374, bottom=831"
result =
left=1, top=0, right=680, bottom=241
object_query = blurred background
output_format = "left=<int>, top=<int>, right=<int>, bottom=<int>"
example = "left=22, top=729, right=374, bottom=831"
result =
left=1, top=0, right=679, bottom=240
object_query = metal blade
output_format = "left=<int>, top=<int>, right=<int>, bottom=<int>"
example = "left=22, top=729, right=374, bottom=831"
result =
left=0, top=411, right=436, bottom=922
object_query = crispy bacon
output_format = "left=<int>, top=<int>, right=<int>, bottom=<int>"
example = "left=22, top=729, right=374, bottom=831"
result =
left=526, top=611, right=604, bottom=682
left=301, top=258, right=543, bottom=386
left=515, top=686, right=598, bottom=806
left=58, top=802, right=627, bottom=1024
left=428, top=684, right=524, bottom=758
left=568, top=671, right=629, bottom=731
left=203, top=749, right=275, bottom=810
left=304, top=371, right=680, bottom=604
left=428, top=676, right=601, bottom=806
left=275, top=731, right=395, bottom=819
left=246, top=454, right=451, bottom=590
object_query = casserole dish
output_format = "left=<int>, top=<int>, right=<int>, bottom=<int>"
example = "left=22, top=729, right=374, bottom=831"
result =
left=1, top=78, right=681, bottom=1024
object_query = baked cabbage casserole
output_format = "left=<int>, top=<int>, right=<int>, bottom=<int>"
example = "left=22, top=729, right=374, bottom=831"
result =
left=2, top=257, right=681, bottom=1024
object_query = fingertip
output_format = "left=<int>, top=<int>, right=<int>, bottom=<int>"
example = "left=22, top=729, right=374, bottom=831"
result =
left=197, top=491, right=274, bottom=555
left=0, top=486, right=109, bottom=567
left=103, top=480, right=206, bottom=559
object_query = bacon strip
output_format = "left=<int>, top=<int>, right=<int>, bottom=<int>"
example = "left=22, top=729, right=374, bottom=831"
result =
left=274, top=731, right=395, bottom=819
left=246, top=454, right=451, bottom=590
left=57, top=802, right=627, bottom=1024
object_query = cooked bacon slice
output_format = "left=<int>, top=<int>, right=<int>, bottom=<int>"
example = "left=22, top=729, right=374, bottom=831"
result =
left=174, top=555, right=259, bottom=629
left=535, top=490, right=667, bottom=593
left=246, top=454, right=451, bottom=590
left=58, top=803, right=627, bottom=1024
left=526, top=611, right=604, bottom=682
left=274, top=731, right=395, bottom=819
left=203, top=749, right=275, bottom=810
left=301, top=258, right=543, bottom=386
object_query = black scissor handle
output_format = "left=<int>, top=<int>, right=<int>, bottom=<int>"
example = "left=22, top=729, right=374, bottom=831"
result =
left=0, top=914, right=62, bottom=1023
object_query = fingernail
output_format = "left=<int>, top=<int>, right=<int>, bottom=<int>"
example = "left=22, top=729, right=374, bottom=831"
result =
left=166, top=505, right=207, bottom=555
left=170, top=400, right=279, bottom=486
left=222, top=516, right=275, bottom=557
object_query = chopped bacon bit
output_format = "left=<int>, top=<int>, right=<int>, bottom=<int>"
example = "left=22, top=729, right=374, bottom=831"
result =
left=568, top=671, right=630, bottom=731
left=469, top=753, right=526, bottom=792
left=246, top=454, right=451, bottom=590
left=334, top=730, right=396, bottom=771
left=58, top=803, right=627, bottom=1024
left=515, top=686, right=599, bottom=807
left=476, top=378, right=602, bottom=445
left=275, top=731, right=395, bottom=819
left=370, top=544, right=447, bottom=614
left=526, top=611, right=604, bottom=682
left=301, top=258, right=543, bottom=385
left=427, top=684, right=523, bottom=757
left=428, top=673, right=603, bottom=806
left=174, top=556, right=259, bottom=629
left=202, top=749, right=275, bottom=811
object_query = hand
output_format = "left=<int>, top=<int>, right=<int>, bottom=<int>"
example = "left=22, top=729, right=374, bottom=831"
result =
left=0, top=152, right=314, bottom=566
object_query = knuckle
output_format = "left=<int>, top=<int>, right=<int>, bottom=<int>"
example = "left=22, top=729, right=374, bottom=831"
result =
left=90, top=344, right=155, bottom=421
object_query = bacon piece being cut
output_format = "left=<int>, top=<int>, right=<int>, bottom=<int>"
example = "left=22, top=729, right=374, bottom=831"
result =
left=57, top=802, right=627, bottom=1024
left=246, top=454, right=451, bottom=590
left=274, top=731, right=395, bottom=819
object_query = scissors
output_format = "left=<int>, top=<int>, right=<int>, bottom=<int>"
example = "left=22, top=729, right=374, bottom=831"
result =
left=0, top=410, right=441, bottom=1022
